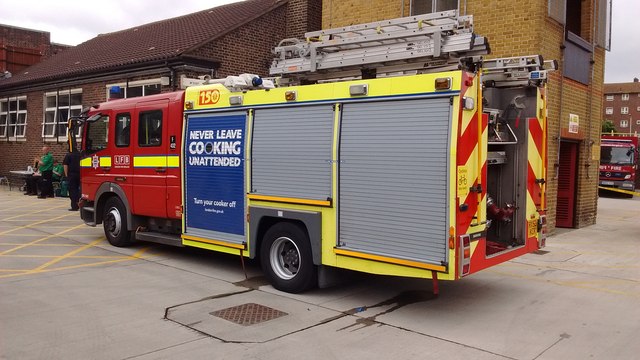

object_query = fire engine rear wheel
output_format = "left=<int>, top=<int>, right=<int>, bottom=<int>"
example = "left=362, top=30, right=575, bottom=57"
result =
left=103, top=197, right=133, bottom=247
left=260, top=222, right=317, bottom=294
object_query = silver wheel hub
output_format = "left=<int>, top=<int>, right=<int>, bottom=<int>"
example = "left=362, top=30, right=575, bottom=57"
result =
left=270, top=236, right=301, bottom=280
left=106, top=207, right=122, bottom=238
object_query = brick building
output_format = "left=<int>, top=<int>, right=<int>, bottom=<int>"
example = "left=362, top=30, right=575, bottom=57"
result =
left=0, top=24, right=70, bottom=78
left=320, top=0, right=611, bottom=231
left=0, top=0, right=320, bottom=183
left=603, top=79, right=640, bottom=134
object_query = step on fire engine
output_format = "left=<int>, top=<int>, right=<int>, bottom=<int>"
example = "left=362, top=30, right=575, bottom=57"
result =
left=71, top=10, right=554, bottom=293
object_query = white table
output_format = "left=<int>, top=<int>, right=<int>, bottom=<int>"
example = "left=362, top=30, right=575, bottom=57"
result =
left=8, top=170, right=36, bottom=192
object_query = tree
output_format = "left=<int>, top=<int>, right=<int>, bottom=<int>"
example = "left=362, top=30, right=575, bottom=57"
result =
left=601, top=120, right=616, bottom=134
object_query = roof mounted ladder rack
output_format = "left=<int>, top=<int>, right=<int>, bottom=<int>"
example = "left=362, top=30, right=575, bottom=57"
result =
left=269, top=10, right=489, bottom=82
left=482, top=55, right=558, bottom=87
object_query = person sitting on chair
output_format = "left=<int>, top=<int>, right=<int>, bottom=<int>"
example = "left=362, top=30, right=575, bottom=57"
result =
left=36, top=146, right=54, bottom=199
left=52, top=160, right=64, bottom=182
left=24, top=169, right=40, bottom=196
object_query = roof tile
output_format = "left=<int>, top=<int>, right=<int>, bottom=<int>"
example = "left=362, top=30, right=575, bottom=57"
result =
left=604, top=82, right=640, bottom=94
left=0, top=0, right=284, bottom=88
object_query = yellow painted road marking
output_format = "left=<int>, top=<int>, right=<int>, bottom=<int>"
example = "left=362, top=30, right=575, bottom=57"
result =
left=0, top=204, right=69, bottom=222
left=0, top=224, right=86, bottom=254
left=0, top=244, right=152, bottom=278
left=1, top=254, right=134, bottom=259
left=33, top=238, right=105, bottom=271
left=0, top=256, right=148, bottom=279
left=0, top=243, right=83, bottom=247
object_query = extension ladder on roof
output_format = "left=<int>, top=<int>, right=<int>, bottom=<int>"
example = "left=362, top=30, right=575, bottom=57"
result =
left=269, top=10, right=489, bottom=81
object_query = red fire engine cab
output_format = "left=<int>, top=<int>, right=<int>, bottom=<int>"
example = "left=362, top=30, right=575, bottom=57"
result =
left=599, top=134, right=639, bottom=197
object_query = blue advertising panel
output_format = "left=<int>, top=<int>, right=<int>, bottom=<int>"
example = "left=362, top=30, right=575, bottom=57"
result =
left=184, top=114, right=246, bottom=238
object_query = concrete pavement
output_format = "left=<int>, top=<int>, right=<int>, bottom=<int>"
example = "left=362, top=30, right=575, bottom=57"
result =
left=0, top=186, right=638, bottom=360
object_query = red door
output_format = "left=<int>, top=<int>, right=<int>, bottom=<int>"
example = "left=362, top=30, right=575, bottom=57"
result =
left=556, top=141, right=578, bottom=228
left=132, top=100, right=169, bottom=218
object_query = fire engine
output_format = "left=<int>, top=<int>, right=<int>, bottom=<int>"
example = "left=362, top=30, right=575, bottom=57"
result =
left=599, top=134, right=639, bottom=197
left=71, top=11, right=553, bottom=293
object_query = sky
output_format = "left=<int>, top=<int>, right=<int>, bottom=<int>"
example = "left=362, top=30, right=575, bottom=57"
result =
left=0, top=0, right=637, bottom=83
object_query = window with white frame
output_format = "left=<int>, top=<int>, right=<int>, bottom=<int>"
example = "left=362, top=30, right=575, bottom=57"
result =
left=620, top=120, right=629, bottom=128
left=637, top=106, right=640, bottom=112
left=411, top=0, right=459, bottom=15
left=605, top=107, right=613, bottom=115
left=605, top=95, right=614, bottom=101
left=43, top=89, right=82, bottom=140
left=0, top=96, right=28, bottom=140
left=106, top=79, right=162, bottom=100
left=621, top=107, right=629, bottom=114
left=636, top=120, right=640, bottom=125
left=621, top=93, right=629, bottom=101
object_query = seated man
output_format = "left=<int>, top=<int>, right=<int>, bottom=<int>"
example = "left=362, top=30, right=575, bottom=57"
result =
left=24, top=171, right=41, bottom=196
left=53, top=160, right=64, bottom=182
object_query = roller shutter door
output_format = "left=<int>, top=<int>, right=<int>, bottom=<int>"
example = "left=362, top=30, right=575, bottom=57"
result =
left=339, top=98, right=451, bottom=264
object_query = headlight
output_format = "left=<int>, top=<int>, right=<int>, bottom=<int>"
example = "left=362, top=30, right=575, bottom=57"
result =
left=624, top=174, right=632, bottom=179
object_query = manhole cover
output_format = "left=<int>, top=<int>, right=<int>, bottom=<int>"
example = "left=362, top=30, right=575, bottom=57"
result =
left=210, top=303, right=288, bottom=326
left=533, top=250, right=550, bottom=255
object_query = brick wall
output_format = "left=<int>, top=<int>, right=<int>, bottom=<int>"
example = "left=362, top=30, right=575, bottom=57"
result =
left=603, top=89, right=640, bottom=134
left=0, top=81, right=108, bottom=179
left=0, top=25, right=70, bottom=74
left=317, top=0, right=606, bottom=231
left=188, top=6, right=288, bottom=77
left=322, top=0, right=406, bottom=28
left=286, top=0, right=323, bottom=38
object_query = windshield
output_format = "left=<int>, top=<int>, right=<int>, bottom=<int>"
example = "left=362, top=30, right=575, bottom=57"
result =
left=84, top=115, right=109, bottom=154
left=600, top=145, right=634, bottom=165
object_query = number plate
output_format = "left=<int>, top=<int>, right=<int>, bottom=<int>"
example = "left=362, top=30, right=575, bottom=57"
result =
left=527, top=219, right=538, bottom=238
left=601, top=181, right=614, bottom=186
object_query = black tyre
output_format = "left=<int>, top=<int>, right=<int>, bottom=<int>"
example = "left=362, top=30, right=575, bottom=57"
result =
left=103, top=197, right=133, bottom=247
left=260, top=222, right=317, bottom=293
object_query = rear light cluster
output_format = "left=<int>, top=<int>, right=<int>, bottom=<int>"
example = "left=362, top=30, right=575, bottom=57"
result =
left=460, top=234, right=471, bottom=276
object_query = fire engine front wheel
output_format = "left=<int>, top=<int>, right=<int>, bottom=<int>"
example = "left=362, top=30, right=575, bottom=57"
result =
left=260, top=222, right=317, bottom=294
left=103, top=197, right=133, bottom=247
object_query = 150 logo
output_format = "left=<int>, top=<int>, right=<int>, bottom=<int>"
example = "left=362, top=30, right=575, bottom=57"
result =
left=198, top=89, right=220, bottom=105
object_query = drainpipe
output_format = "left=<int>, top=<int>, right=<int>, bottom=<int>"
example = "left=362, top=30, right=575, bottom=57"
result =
left=585, top=0, right=598, bottom=181
left=555, top=21, right=567, bottom=180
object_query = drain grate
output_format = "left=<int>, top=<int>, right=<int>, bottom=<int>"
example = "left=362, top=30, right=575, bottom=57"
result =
left=210, top=303, right=288, bottom=326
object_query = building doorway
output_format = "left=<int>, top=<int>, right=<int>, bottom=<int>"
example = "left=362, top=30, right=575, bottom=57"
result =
left=556, top=140, right=579, bottom=228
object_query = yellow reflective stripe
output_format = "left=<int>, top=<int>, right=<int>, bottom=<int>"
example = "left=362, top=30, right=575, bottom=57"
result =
left=81, top=156, right=179, bottom=168
left=334, top=248, right=447, bottom=272
left=247, top=194, right=332, bottom=207
left=80, top=157, right=111, bottom=167
left=167, top=156, right=180, bottom=168
left=133, top=156, right=180, bottom=167
left=181, top=235, right=246, bottom=249
left=133, top=156, right=167, bottom=167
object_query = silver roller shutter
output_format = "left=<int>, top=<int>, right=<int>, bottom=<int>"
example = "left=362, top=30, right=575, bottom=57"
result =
left=251, top=105, right=334, bottom=200
left=339, top=97, right=451, bottom=264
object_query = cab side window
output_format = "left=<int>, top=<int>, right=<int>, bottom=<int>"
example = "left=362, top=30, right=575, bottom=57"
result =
left=85, top=115, right=109, bottom=154
left=139, top=110, right=162, bottom=147
left=115, top=113, right=131, bottom=147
